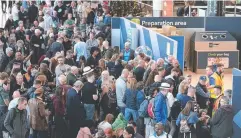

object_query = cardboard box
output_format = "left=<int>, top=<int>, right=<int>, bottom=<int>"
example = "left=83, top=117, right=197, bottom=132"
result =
left=162, top=25, right=176, bottom=36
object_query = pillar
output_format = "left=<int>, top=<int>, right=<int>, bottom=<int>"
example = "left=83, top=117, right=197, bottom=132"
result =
left=207, top=0, right=225, bottom=16
left=153, top=0, right=162, bottom=17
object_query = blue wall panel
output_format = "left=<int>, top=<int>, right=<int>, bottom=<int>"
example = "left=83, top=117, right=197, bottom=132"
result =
left=232, top=68, right=241, bottom=138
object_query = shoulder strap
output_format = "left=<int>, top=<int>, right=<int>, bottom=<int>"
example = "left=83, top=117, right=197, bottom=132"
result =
left=186, top=112, right=193, bottom=120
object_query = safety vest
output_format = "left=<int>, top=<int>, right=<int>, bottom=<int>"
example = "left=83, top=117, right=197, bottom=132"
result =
left=209, top=72, right=224, bottom=99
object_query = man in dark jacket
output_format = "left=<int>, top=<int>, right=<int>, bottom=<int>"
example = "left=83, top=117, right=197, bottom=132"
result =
left=18, top=6, right=28, bottom=26
left=15, top=23, right=25, bottom=41
left=66, top=80, right=86, bottom=138
left=196, top=76, right=210, bottom=109
left=66, top=66, right=78, bottom=86
left=4, top=97, right=28, bottom=138
left=0, top=47, right=14, bottom=72
left=28, top=2, right=38, bottom=24
left=210, top=96, right=234, bottom=138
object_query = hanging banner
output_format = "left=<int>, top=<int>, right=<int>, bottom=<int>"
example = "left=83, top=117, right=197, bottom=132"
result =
left=128, top=17, right=205, bottom=28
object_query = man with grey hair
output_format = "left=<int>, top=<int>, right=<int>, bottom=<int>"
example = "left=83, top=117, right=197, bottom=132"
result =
left=0, top=47, right=13, bottom=72
left=210, top=96, right=234, bottom=138
left=67, top=66, right=78, bottom=86
left=103, top=40, right=113, bottom=60
left=121, top=41, right=135, bottom=62
left=30, top=28, right=44, bottom=64
left=66, top=80, right=86, bottom=138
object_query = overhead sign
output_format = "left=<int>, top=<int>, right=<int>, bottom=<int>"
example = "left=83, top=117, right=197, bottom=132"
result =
left=128, top=17, right=205, bottom=28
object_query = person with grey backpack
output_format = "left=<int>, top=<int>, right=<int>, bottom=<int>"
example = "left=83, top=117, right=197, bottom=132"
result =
left=176, top=101, right=203, bottom=138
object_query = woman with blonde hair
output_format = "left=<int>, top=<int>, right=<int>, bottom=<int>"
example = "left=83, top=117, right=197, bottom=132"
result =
left=123, top=78, right=139, bottom=122
left=178, top=80, right=189, bottom=94
left=100, top=75, right=117, bottom=119
left=176, top=101, right=201, bottom=138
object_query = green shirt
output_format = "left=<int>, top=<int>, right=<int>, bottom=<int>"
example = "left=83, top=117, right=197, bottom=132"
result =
left=64, top=19, right=75, bottom=31
left=0, top=84, right=9, bottom=106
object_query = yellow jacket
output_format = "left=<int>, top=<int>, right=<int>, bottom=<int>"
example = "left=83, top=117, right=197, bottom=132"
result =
left=209, top=72, right=224, bottom=98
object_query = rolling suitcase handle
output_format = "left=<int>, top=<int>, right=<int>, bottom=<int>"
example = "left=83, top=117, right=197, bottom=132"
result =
left=183, top=131, right=191, bottom=138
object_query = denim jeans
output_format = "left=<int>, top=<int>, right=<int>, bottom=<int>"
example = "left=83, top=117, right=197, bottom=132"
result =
left=84, top=104, right=95, bottom=120
left=125, top=108, right=139, bottom=122
left=118, top=106, right=125, bottom=116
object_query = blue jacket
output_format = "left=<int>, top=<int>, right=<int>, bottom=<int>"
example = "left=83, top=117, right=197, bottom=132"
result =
left=136, top=90, right=145, bottom=110
left=123, top=88, right=138, bottom=110
left=103, top=15, right=111, bottom=25
left=176, top=111, right=199, bottom=126
left=176, top=93, right=194, bottom=109
left=154, top=92, right=168, bottom=124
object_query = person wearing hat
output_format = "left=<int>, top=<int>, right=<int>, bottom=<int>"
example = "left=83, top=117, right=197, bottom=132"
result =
left=0, top=47, right=14, bottom=72
left=196, top=76, right=210, bottom=109
left=154, top=82, right=170, bottom=128
left=28, top=87, right=51, bottom=138
left=81, top=66, right=98, bottom=121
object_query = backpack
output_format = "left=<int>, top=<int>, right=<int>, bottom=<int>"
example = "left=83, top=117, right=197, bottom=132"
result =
left=138, top=98, right=149, bottom=118
left=147, top=98, right=155, bottom=119
left=170, top=100, right=182, bottom=120
left=179, top=114, right=192, bottom=133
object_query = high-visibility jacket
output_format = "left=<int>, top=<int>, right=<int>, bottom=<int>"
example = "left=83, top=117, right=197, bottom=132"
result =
left=209, top=72, right=224, bottom=98
left=212, top=94, right=223, bottom=116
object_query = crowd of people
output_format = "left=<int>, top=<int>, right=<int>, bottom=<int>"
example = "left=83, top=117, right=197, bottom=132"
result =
left=0, top=0, right=235, bottom=138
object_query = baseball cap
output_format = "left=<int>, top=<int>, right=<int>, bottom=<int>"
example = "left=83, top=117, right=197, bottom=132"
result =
left=199, top=76, right=207, bottom=81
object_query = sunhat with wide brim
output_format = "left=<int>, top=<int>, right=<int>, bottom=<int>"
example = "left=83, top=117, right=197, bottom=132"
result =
left=83, top=66, right=94, bottom=76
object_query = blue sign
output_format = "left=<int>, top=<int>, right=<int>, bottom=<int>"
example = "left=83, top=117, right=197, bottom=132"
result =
left=127, top=17, right=205, bottom=28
